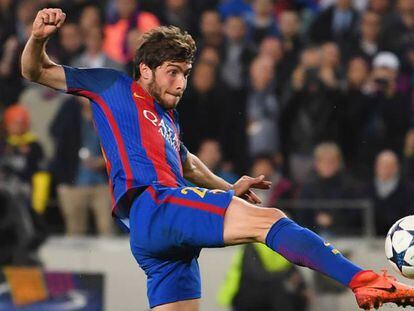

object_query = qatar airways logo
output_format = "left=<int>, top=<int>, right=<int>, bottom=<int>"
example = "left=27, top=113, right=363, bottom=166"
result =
left=143, top=110, right=180, bottom=152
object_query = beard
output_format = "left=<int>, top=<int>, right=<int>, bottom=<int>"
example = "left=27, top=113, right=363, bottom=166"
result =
left=148, top=74, right=163, bottom=103
left=147, top=73, right=181, bottom=110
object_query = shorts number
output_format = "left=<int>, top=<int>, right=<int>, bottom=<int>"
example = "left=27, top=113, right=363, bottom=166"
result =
left=181, top=187, right=208, bottom=198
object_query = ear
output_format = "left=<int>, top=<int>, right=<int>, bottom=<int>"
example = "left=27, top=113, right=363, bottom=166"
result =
left=139, top=63, right=153, bottom=80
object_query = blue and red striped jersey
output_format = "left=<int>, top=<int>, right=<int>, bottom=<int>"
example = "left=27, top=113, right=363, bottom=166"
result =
left=63, top=66, right=189, bottom=229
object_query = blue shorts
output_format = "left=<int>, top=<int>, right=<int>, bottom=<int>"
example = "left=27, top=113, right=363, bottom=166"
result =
left=129, top=184, right=234, bottom=308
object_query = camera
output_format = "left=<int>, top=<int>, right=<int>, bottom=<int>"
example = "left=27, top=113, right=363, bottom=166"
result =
left=304, top=68, right=321, bottom=92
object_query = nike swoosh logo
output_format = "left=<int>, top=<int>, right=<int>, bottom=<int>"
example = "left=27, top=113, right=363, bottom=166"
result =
left=370, top=284, right=397, bottom=293
left=133, top=92, right=145, bottom=99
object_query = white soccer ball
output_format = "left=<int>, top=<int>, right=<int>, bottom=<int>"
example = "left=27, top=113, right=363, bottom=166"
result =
left=385, top=215, right=414, bottom=279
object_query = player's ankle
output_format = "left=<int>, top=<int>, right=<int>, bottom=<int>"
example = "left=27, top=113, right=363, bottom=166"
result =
left=349, top=270, right=378, bottom=289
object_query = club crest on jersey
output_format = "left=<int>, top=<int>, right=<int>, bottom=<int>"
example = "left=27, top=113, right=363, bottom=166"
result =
left=143, top=110, right=180, bottom=152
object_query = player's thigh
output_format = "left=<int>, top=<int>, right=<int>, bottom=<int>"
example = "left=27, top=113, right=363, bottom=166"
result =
left=130, top=185, right=234, bottom=254
left=223, top=196, right=286, bottom=245
left=152, top=298, right=200, bottom=311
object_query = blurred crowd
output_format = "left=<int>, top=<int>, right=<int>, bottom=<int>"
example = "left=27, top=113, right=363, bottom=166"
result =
left=1, top=0, right=414, bottom=264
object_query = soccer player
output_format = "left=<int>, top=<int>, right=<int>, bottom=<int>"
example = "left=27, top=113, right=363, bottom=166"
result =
left=21, top=8, right=414, bottom=311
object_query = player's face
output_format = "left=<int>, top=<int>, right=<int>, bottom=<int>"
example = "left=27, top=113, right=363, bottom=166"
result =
left=148, top=61, right=192, bottom=109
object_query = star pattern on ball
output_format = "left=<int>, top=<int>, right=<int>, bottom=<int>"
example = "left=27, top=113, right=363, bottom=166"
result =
left=390, top=228, right=414, bottom=271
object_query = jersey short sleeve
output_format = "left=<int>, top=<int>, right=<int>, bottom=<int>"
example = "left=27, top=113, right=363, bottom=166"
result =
left=63, top=66, right=122, bottom=98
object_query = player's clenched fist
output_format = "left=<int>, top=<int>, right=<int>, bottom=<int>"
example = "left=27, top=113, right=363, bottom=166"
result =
left=32, top=8, right=66, bottom=40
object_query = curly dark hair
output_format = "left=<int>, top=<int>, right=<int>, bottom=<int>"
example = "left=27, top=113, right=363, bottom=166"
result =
left=133, top=26, right=197, bottom=80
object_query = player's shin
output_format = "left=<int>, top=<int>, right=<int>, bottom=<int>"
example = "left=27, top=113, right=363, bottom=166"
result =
left=265, top=217, right=363, bottom=286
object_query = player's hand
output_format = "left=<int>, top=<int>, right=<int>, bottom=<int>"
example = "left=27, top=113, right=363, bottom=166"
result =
left=232, top=175, right=272, bottom=204
left=32, top=8, right=66, bottom=41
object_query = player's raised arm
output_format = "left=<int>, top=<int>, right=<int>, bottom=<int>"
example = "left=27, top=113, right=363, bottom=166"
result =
left=183, top=151, right=233, bottom=191
left=21, top=8, right=67, bottom=90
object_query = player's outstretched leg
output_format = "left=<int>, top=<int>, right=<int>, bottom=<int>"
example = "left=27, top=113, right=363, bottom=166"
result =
left=223, top=197, right=414, bottom=310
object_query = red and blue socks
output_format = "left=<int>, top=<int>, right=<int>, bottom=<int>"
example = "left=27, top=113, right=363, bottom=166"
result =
left=265, top=217, right=363, bottom=286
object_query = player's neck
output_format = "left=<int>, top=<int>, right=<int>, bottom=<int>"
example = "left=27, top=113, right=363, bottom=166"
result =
left=136, top=80, right=153, bottom=98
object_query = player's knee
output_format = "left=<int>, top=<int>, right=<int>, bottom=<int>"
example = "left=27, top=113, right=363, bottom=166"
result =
left=255, top=208, right=286, bottom=243
left=223, top=197, right=287, bottom=245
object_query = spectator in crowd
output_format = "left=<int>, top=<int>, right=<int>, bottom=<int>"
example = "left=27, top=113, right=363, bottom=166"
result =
left=191, top=0, right=220, bottom=19
left=52, top=0, right=105, bottom=21
left=218, top=242, right=309, bottom=311
left=0, top=105, right=47, bottom=264
left=159, top=0, right=198, bottom=36
left=249, top=154, right=294, bottom=206
left=258, top=36, right=294, bottom=97
left=178, top=61, right=221, bottom=152
left=220, top=15, right=255, bottom=92
left=400, top=43, right=414, bottom=94
left=197, top=10, right=223, bottom=49
left=370, top=150, right=413, bottom=236
left=280, top=46, right=318, bottom=178
left=1, top=105, right=44, bottom=187
left=79, top=4, right=103, bottom=33
left=15, top=0, right=38, bottom=43
left=299, top=143, right=362, bottom=236
left=358, top=52, right=412, bottom=175
left=338, top=57, right=372, bottom=178
left=379, top=0, right=414, bottom=57
left=281, top=46, right=341, bottom=182
left=258, top=36, right=283, bottom=64
left=103, top=0, right=160, bottom=64
left=72, top=26, right=125, bottom=71
left=319, top=42, right=343, bottom=87
left=196, top=14, right=250, bottom=173
left=278, top=10, right=303, bottom=89
left=1, top=103, right=48, bottom=230
left=197, top=46, right=221, bottom=68
left=0, top=0, right=16, bottom=47
left=56, top=22, right=84, bottom=65
left=212, top=16, right=253, bottom=173
left=218, top=16, right=255, bottom=172
left=0, top=35, right=21, bottom=107
left=246, top=56, right=280, bottom=158
left=347, top=10, right=381, bottom=62
left=246, top=0, right=279, bottom=46
left=308, top=0, right=359, bottom=49
left=125, top=28, right=142, bottom=77
left=279, top=10, right=302, bottom=52
left=218, top=151, right=307, bottom=310
left=0, top=0, right=37, bottom=107
left=196, top=139, right=238, bottom=184
left=50, top=97, right=113, bottom=236
left=368, top=0, right=392, bottom=17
